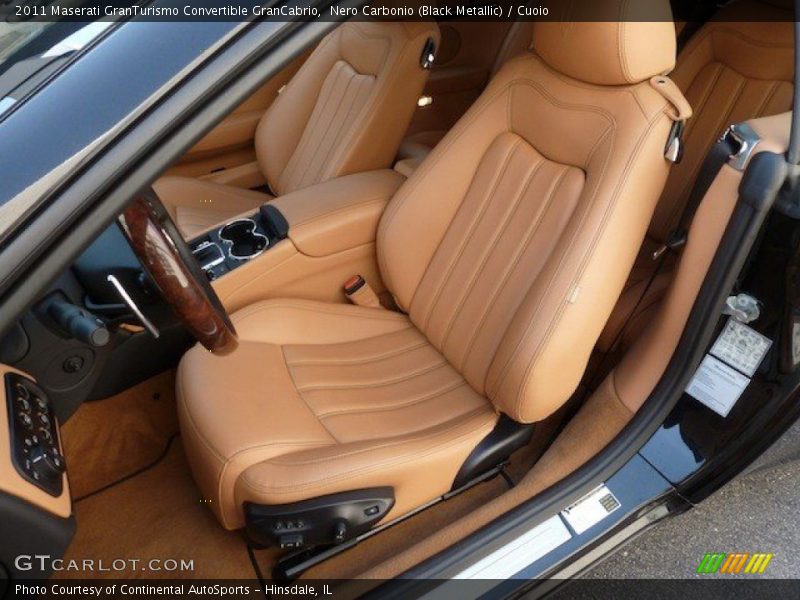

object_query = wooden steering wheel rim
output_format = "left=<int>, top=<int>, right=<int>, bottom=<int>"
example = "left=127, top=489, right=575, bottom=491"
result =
left=120, top=192, right=238, bottom=355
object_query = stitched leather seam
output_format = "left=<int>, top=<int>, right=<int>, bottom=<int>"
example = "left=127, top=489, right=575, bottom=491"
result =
left=282, top=345, right=340, bottom=444
left=286, top=340, right=428, bottom=367
left=345, top=22, right=393, bottom=75
left=285, top=63, right=365, bottom=191
left=506, top=117, right=652, bottom=415
left=279, top=58, right=346, bottom=192
left=438, top=151, right=545, bottom=350
left=239, top=430, right=491, bottom=496
left=508, top=79, right=615, bottom=168
left=707, top=25, right=795, bottom=52
left=321, top=29, right=431, bottom=182
left=379, top=59, right=613, bottom=310
left=756, top=80, right=781, bottom=118
left=259, top=408, right=489, bottom=467
left=417, top=137, right=523, bottom=332
left=681, top=62, right=724, bottom=144
left=378, top=81, right=520, bottom=284
left=259, top=31, right=337, bottom=193
left=317, top=379, right=468, bottom=418
left=238, top=411, right=494, bottom=493
left=299, top=72, right=374, bottom=188
left=294, top=359, right=449, bottom=392
left=458, top=164, right=573, bottom=374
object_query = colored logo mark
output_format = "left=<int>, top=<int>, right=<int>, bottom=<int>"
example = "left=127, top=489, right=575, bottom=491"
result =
left=696, top=552, right=773, bottom=574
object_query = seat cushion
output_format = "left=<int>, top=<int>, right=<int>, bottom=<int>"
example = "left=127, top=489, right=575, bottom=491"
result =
left=153, top=176, right=273, bottom=239
left=177, top=299, right=497, bottom=529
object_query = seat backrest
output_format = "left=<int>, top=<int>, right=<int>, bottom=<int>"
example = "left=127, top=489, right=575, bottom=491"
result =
left=649, top=0, right=794, bottom=242
left=255, top=20, right=439, bottom=196
left=378, top=0, right=683, bottom=423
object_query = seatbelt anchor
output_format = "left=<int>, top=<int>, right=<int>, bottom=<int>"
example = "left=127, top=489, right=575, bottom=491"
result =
left=652, top=229, right=687, bottom=260
left=344, top=275, right=382, bottom=309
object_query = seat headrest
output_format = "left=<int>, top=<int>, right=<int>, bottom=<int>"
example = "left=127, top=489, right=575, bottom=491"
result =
left=532, top=0, right=676, bottom=86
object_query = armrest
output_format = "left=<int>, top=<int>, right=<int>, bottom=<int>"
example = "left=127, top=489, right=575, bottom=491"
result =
left=269, top=169, right=405, bottom=257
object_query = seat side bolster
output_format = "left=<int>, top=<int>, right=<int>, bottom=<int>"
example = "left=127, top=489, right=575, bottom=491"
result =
left=487, top=108, right=677, bottom=423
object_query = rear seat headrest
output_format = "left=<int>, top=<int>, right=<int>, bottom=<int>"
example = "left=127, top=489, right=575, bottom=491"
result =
left=532, top=0, right=676, bottom=86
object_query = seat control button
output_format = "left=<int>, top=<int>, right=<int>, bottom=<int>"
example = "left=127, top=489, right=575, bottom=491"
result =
left=333, top=521, right=347, bottom=544
left=15, top=384, right=30, bottom=401
left=279, top=534, right=303, bottom=549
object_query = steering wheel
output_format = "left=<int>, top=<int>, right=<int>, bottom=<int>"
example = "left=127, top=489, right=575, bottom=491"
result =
left=118, top=190, right=238, bottom=355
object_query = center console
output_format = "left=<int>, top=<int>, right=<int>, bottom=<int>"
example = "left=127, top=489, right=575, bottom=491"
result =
left=187, top=169, right=406, bottom=312
left=189, top=205, right=289, bottom=281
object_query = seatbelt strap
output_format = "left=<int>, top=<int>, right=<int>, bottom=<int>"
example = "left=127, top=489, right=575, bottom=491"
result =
left=344, top=275, right=381, bottom=309
left=590, top=130, right=737, bottom=372
left=652, top=132, right=737, bottom=260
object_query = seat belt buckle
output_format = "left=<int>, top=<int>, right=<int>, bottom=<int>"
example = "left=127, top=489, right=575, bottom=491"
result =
left=344, top=275, right=381, bottom=308
left=652, top=229, right=687, bottom=260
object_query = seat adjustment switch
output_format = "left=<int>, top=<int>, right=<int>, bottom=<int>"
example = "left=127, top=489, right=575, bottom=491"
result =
left=244, top=487, right=395, bottom=550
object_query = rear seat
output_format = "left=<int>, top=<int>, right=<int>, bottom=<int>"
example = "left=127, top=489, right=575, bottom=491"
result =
left=597, top=0, right=794, bottom=352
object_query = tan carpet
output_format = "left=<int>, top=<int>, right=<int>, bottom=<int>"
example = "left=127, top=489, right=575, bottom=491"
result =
left=58, top=440, right=280, bottom=579
left=61, top=371, right=179, bottom=500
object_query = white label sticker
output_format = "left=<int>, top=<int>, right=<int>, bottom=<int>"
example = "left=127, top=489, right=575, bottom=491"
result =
left=686, top=354, right=750, bottom=417
left=710, top=319, right=772, bottom=377
left=560, top=484, right=620, bottom=535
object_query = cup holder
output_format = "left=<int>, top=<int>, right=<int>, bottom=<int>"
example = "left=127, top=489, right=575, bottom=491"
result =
left=219, top=219, right=268, bottom=261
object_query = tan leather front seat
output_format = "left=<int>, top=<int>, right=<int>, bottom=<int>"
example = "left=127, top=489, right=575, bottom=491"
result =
left=597, top=0, right=794, bottom=352
left=154, top=20, right=440, bottom=238
left=178, top=1, right=684, bottom=531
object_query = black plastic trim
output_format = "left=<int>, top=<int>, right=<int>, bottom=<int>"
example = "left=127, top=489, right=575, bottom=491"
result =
left=245, top=487, right=395, bottom=550
left=0, top=490, right=75, bottom=579
left=259, top=204, right=290, bottom=241
left=451, top=414, right=534, bottom=490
